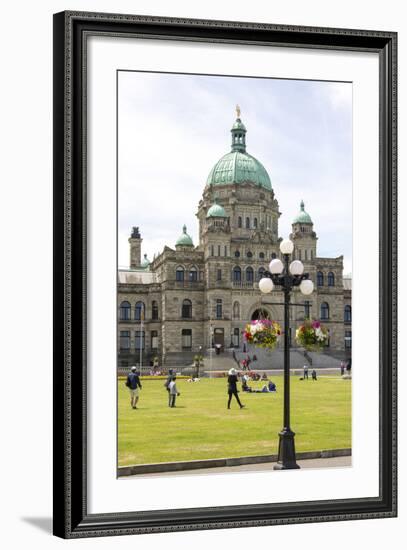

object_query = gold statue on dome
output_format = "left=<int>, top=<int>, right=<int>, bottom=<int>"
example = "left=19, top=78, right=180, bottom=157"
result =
left=236, top=104, right=241, bottom=118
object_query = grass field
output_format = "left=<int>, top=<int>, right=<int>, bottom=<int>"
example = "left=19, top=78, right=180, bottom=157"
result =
left=118, top=375, right=351, bottom=467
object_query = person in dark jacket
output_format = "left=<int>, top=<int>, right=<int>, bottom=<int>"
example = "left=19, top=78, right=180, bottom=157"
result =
left=126, top=366, right=142, bottom=409
left=227, top=368, right=245, bottom=409
left=164, top=369, right=174, bottom=406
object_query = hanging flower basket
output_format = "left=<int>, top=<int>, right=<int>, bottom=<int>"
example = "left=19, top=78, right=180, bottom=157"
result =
left=244, top=319, right=282, bottom=350
left=295, top=319, right=328, bottom=351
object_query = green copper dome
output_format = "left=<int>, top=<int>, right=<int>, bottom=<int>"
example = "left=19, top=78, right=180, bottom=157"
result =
left=206, top=200, right=227, bottom=218
left=140, top=253, right=150, bottom=268
left=293, top=201, right=313, bottom=224
left=176, top=225, right=194, bottom=247
left=206, top=111, right=272, bottom=191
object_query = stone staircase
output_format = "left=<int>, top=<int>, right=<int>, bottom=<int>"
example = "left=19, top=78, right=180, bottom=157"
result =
left=233, top=346, right=343, bottom=370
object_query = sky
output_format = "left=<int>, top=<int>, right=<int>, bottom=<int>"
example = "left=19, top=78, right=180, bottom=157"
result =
left=118, top=71, right=352, bottom=274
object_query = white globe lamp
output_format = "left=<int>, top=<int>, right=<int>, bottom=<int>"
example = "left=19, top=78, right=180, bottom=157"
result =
left=289, top=260, right=304, bottom=275
left=300, top=279, right=314, bottom=295
left=269, top=258, right=284, bottom=274
left=259, top=277, right=274, bottom=294
left=280, top=239, right=294, bottom=255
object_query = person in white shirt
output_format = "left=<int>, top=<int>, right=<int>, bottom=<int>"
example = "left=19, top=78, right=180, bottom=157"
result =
left=168, top=377, right=180, bottom=408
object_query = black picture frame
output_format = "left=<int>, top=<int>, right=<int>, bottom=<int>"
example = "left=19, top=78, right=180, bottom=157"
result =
left=53, top=11, right=397, bottom=538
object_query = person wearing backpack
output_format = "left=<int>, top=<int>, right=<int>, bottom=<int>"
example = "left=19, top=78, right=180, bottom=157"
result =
left=126, top=366, right=142, bottom=409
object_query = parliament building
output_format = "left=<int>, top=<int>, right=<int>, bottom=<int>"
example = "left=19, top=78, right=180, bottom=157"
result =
left=118, top=111, right=352, bottom=368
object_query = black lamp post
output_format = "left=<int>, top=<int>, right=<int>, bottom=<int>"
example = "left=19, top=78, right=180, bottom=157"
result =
left=259, top=238, right=314, bottom=470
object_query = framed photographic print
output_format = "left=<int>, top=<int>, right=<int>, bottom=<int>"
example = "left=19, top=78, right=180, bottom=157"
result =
left=53, top=11, right=397, bottom=538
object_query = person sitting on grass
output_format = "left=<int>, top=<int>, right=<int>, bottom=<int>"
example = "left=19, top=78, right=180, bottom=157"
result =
left=241, top=374, right=252, bottom=392
left=168, top=377, right=181, bottom=408
left=268, top=381, right=276, bottom=392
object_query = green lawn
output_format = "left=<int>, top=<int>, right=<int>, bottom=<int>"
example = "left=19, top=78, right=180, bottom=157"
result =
left=118, top=375, right=351, bottom=467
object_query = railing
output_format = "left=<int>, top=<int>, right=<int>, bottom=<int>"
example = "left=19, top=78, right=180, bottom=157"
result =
left=232, top=281, right=257, bottom=288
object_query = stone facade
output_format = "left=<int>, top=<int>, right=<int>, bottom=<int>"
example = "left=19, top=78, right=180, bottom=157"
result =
left=118, top=115, right=352, bottom=368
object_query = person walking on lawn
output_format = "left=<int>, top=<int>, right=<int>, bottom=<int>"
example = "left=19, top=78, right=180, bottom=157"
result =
left=164, top=369, right=174, bottom=406
left=168, top=376, right=181, bottom=408
left=126, top=366, right=142, bottom=409
left=227, top=368, right=245, bottom=409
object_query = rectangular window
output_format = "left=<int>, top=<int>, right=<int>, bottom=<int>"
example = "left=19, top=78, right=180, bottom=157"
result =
left=151, top=330, right=158, bottom=350
left=119, top=330, right=130, bottom=350
left=135, top=330, right=145, bottom=350
left=345, top=331, right=352, bottom=349
left=305, top=249, right=308, bottom=260
left=216, top=269, right=222, bottom=281
left=176, top=269, right=184, bottom=282
left=120, top=330, right=130, bottom=351
left=182, top=329, right=192, bottom=349
left=304, top=300, right=311, bottom=319
left=233, top=328, right=240, bottom=348
left=218, top=245, right=221, bottom=256
left=224, top=246, right=227, bottom=256
left=211, top=245, right=214, bottom=256
left=216, top=299, right=222, bottom=319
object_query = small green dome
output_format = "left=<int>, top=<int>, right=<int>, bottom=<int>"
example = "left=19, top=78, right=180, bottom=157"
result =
left=206, top=200, right=227, bottom=218
left=140, top=253, right=150, bottom=268
left=231, top=118, right=246, bottom=131
left=176, top=225, right=194, bottom=247
left=293, top=201, right=313, bottom=224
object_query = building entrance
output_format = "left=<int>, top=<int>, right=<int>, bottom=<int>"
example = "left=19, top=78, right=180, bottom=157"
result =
left=251, top=308, right=270, bottom=320
left=214, top=328, right=225, bottom=349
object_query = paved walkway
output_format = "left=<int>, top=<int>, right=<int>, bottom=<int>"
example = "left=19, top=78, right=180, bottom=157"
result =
left=131, top=455, right=351, bottom=478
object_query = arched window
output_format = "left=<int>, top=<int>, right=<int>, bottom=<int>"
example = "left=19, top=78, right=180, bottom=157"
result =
left=246, top=266, right=254, bottom=283
left=238, top=216, right=242, bottom=228
left=233, top=301, right=240, bottom=320
left=328, top=272, right=335, bottom=286
left=253, top=217, right=258, bottom=228
left=189, top=266, right=198, bottom=282
left=135, top=301, right=145, bottom=321
left=247, top=251, right=253, bottom=258
left=182, top=299, right=192, bottom=318
left=258, top=267, right=265, bottom=281
left=119, top=301, right=131, bottom=320
left=259, top=252, right=265, bottom=259
left=152, top=300, right=159, bottom=320
left=344, top=304, right=352, bottom=323
left=245, top=217, right=250, bottom=229
left=176, top=266, right=184, bottom=282
left=320, top=302, right=329, bottom=320
left=271, top=252, right=277, bottom=259
left=317, top=271, right=324, bottom=286
left=233, top=266, right=241, bottom=282
left=234, top=250, right=240, bottom=258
